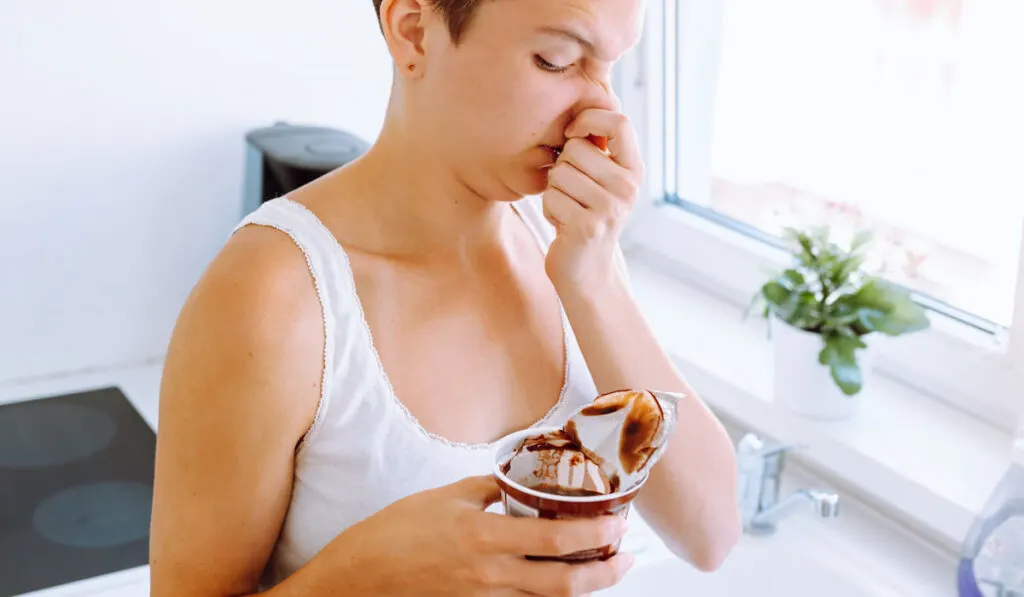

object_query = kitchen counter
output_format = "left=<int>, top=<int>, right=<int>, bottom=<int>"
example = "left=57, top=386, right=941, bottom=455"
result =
left=1, top=362, right=160, bottom=597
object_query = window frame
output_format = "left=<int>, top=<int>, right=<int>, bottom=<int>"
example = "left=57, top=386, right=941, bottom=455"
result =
left=616, top=0, right=1024, bottom=431
left=1011, top=220, right=1024, bottom=374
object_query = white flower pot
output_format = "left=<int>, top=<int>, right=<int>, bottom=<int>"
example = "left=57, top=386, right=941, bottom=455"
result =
left=770, top=315, right=874, bottom=421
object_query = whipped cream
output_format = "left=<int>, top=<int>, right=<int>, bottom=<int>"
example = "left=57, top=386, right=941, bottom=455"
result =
left=502, top=430, right=612, bottom=495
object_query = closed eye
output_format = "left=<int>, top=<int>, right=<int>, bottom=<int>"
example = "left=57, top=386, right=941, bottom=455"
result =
left=534, top=55, right=572, bottom=74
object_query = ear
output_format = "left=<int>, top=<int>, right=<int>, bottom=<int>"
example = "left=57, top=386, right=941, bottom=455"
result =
left=377, top=0, right=434, bottom=76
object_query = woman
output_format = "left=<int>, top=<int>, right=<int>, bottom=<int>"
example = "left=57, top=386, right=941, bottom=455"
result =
left=149, top=0, right=741, bottom=595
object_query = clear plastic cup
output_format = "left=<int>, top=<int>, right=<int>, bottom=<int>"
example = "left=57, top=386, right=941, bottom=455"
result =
left=491, top=426, right=649, bottom=563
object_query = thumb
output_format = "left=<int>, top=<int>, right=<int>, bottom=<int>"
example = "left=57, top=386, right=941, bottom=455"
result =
left=449, top=475, right=503, bottom=509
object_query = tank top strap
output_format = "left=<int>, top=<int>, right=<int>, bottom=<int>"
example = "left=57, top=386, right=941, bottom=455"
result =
left=231, top=197, right=363, bottom=448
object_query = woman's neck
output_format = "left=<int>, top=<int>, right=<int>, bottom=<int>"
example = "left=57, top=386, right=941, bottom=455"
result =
left=330, top=119, right=523, bottom=262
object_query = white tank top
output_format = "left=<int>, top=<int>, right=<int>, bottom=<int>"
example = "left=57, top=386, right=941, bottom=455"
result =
left=232, top=195, right=601, bottom=586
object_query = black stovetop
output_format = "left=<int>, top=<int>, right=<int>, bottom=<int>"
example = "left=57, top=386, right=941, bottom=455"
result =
left=0, top=386, right=156, bottom=596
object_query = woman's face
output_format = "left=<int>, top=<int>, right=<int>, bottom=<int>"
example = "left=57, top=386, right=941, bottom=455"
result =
left=411, top=0, right=645, bottom=201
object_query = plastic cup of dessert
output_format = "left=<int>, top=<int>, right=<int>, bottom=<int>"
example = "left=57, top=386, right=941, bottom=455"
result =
left=491, top=426, right=649, bottom=563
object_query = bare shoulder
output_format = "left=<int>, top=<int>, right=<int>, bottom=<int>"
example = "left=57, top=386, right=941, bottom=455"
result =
left=150, top=222, right=324, bottom=595
left=163, top=222, right=325, bottom=437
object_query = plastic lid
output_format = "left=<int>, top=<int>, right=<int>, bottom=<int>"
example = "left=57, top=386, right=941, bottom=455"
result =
left=246, top=122, right=370, bottom=171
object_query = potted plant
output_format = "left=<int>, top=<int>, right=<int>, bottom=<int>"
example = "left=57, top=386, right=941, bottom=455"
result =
left=749, top=226, right=931, bottom=419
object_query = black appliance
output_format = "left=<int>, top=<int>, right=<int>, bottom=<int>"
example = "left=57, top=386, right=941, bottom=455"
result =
left=242, top=121, right=371, bottom=217
left=0, top=387, right=156, bottom=596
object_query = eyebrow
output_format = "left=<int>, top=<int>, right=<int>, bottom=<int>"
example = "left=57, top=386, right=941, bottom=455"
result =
left=537, top=25, right=599, bottom=57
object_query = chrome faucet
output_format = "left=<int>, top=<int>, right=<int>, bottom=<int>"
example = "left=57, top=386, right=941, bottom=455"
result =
left=736, top=433, right=840, bottom=535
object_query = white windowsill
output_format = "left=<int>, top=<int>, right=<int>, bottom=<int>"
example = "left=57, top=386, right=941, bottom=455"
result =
left=625, top=248, right=1014, bottom=554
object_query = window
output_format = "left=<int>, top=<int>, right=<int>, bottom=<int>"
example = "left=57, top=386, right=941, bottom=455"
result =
left=618, top=0, right=1024, bottom=429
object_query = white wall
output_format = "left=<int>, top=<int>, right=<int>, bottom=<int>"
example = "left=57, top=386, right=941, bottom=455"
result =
left=0, top=0, right=393, bottom=383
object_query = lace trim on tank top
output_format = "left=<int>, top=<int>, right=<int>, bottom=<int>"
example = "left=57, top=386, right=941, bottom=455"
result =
left=283, top=197, right=571, bottom=452
left=233, top=210, right=333, bottom=450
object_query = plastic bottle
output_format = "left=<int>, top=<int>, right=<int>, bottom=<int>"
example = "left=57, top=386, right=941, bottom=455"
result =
left=958, top=419, right=1024, bottom=596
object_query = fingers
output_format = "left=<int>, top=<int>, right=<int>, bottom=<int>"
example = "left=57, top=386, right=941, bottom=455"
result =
left=544, top=164, right=630, bottom=241
left=565, top=109, right=643, bottom=175
left=547, top=161, right=614, bottom=215
left=449, top=475, right=503, bottom=509
left=542, top=186, right=587, bottom=230
left=478, top=512, right=627, bottom=557
left=556, top=138, right=637, bottom=201
left=503, top=552, right=636, bottom=597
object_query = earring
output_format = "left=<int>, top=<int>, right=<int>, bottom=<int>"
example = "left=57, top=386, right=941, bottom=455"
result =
left=407, top=63, right=416, bottom=72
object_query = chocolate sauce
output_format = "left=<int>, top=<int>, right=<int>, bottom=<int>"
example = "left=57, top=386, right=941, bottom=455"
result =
left=525, top=441, right=580, bottom=452
left=580, top=401, right=627, bottom=416
left=523, top=429, right=582, bottom=453
left=619, top=392, right=663, bottom=474
left=506, top=430, right=612, bottom=494
left=563, top=420, right=580, bottom=445
left=529, top=483, right=607, bottom=498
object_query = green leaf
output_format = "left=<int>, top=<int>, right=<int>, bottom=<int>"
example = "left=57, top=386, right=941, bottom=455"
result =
left=818, top=334, right=866, bottom=395
left=789, top=229, right=817, bottom=266
left=850, top=279, right=930, bottom=335
left=850, top=229, right=874, bottom=253
left=832, top=309, right=861, bottom=327
left=761, top=281, right=792, bottom=308
left=832, top=254, right=867, bottom=285
left=762, top=281, right=810, bottom=326
left=784, top=289, right=824, bottom=330
left=854, top=307, right=888, bottom=332
left=780, top=269, right=807, bottom=289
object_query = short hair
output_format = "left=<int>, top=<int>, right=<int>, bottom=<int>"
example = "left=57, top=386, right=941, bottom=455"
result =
left=373, top=0, right=485, bottom=44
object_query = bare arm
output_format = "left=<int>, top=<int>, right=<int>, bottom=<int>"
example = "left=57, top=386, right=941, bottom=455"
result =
left=541, top=102, right=741, bottom=573
left=150, top=226, right=324, bottom=596
left=558, top=273, right=741, bottom=572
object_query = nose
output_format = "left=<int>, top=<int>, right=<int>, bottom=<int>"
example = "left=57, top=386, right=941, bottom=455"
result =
left=572, top=68, right=619, bottom=114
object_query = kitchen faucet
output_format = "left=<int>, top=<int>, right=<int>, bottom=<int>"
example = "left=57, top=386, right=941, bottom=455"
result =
left=736, top=433, right=841, bottom=535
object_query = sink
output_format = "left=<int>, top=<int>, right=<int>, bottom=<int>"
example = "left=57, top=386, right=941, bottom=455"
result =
left=601, top=422, right=959, bottom=597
